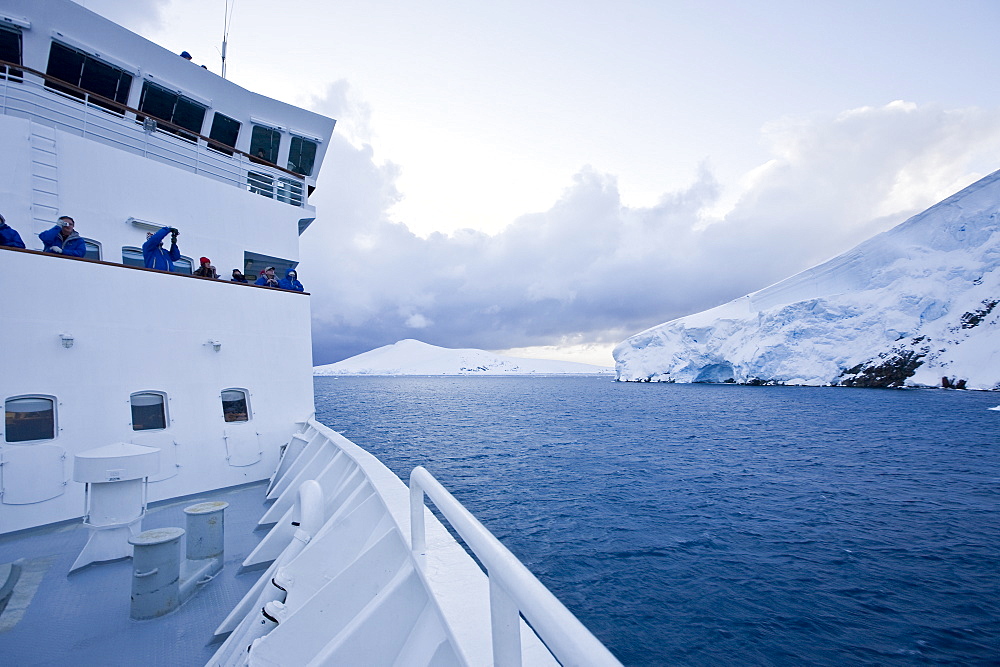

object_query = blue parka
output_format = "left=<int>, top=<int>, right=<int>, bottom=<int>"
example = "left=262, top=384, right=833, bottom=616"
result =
left=0, top=222, right=25, bottom=248
left=39, top=225, right=87, bottom=257
left=142, top=226, right=180, bottom=271
left=278, top=269, right=304, bottom=292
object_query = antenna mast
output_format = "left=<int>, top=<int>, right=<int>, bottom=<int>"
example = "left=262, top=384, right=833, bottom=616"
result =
left=221, top=0, right=235, bottom=79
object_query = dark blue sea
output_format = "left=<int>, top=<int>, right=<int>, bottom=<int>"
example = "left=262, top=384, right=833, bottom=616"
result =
left=313, top=376, right=1000, bottom=666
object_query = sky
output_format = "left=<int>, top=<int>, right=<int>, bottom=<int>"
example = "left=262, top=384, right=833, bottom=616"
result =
left=77, top=0, right=1000, bottom=365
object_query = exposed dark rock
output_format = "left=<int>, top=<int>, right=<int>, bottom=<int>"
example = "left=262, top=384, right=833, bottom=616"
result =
left=840, top=348, right=927, bottom=388
left=960, top=299, right=998, bottom=329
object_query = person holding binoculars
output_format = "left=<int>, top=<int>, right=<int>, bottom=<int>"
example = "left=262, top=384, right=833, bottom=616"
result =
left=142, top=226, right=181, bottom=271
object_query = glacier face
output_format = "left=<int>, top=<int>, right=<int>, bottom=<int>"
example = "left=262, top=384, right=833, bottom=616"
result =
left=614, top=170, right=1000, bottom=390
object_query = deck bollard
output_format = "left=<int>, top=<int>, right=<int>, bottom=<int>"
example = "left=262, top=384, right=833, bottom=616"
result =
left=184, top=501, right=229, bottom=576
left=128, top=527, right=185, bottom=620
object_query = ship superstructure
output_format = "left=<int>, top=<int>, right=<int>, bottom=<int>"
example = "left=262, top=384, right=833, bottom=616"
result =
left=0, top=0, right=335, bottom=533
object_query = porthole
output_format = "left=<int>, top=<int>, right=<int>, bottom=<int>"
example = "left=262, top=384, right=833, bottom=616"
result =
left=130, top=391, right=167, bottom=431
left=221, top=389, right=250, bottom=423
left=4, top=395, right=56, bottom=443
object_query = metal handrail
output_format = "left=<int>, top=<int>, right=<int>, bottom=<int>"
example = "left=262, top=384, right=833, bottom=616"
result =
left=409, top=466, right=621, bottom=667
left=0, top=60, right=305, bottom=206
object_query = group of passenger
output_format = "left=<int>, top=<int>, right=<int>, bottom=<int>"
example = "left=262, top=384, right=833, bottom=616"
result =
left=0, top=214, right=304, bottom=292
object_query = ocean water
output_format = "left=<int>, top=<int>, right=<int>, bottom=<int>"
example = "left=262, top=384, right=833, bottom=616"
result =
left=313, top=376, right=1000, bottom=666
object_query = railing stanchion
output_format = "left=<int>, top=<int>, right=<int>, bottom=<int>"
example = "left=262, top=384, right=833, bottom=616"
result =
left=409, top=481, right=426, bottom=554
left=490, top=576, right=522, bottom=667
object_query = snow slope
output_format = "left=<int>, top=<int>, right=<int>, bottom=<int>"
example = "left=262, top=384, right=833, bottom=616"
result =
left=315, top=339, right=613, bottom=375
left=614, top=170, right=1000, bottom=390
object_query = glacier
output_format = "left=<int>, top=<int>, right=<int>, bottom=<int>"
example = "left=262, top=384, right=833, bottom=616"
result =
left=614, top=169, right=1000, bottom=390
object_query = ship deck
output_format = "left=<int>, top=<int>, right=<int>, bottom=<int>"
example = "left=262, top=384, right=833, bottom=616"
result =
left=0, top=482, right=268, bottom=666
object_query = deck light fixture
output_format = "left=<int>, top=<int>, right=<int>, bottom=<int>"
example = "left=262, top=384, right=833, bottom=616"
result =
left=207, top=340, right=222, bottom=352
left=60, top=333, right=74, bottom=349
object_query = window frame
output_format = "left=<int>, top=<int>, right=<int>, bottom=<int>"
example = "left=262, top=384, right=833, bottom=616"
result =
left=0, top=23, right=23, bottom=80
left=249, top=125, right=281, bottom=164
left=45, top=41, right=132, bottom=114
left=287, top=136, right=318, bottom=176
left=137, top=80, right=208, bottom=142
left=208, top=112, right=241, bottom=156
left=83, top=238, right=101, bottom=261
left=4, top=394, right=58, bottom=444
left=221, top=388, right=252, bottom=423
left=129, top=391, right=169, bottom=432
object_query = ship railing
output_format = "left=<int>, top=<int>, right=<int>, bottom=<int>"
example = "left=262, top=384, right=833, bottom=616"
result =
left=0, top=61, right=305, bottom=208
left=409, top=466, right=621, bottom=667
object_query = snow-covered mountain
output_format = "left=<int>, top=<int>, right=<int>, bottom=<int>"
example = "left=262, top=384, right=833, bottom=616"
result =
left=315, top=339, right=613, bottom=376
left=614, top=170, right=1000, bottom=390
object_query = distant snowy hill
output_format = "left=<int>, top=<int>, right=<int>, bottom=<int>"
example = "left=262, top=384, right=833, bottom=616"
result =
left=315, top=339, right=613, bottom=376
left=615, top=170, right=1000, bottom=390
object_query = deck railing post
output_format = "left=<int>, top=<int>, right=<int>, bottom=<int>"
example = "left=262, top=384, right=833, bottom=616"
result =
left=489, top=576, right=522, bottom=667
left=409, top=481, right=426, bottom=554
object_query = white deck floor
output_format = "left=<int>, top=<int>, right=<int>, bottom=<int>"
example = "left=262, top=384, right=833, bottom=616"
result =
left=0, top=482, right=268, bottom=666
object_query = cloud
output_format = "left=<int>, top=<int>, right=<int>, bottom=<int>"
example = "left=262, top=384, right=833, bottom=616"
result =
left=72, top=0, right=171, bottom=33
left=301, top=97, right=1000, bottom=364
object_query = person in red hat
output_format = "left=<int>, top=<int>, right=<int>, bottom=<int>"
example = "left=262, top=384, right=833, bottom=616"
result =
left=194, top=256, right=218, bottom=278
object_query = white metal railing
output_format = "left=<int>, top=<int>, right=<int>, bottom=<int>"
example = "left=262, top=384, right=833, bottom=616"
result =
left=409, top=466, right=621, bottom=667
left=0, top=63, right=304, bottom=207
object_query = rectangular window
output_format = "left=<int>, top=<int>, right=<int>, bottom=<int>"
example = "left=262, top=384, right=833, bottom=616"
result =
left=83, top=239, right=101, bottom=261
left=122, top=246, right=144, bottom=268
left=209, top=113, right=240, bottom=155
left=138, top=81, right=207, bottom=141
left=247, top=171, right=274, bottom=198
left=249, top=125, right=280, bottom=164
left=5, top=396, right=56, bottom=443
left=221, top=389, right=250, bottom=423
left=171, top=256, right=193, bottom=274
left=45, top=42, right=132, bottom=113
left=130, top=392, right=166, bottom=431
left=0, top=25, right=22, bottom=79
left=287, top=137, right=317, bottom=176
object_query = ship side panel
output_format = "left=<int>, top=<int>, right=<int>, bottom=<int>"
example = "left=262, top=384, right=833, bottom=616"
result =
left=0, top=250, right=313, bottom=534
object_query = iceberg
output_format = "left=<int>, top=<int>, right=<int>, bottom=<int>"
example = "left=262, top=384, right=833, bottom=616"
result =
left=614, top=170, right=1000, bottom=390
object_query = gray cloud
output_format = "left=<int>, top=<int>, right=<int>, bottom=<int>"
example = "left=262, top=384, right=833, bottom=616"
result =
left=301, top=93, right=1000, bottom=365
left=72, top=0, right=170, bottom=33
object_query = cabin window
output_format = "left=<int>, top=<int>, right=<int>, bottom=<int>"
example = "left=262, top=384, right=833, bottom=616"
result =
left=209, top=113, right=240, bottom=155
left=130, top=392, right=167, bottom=431
left=83, top=238, right=101, bottom=261
left=45, top=42, right=132, bottom=113
left=287, top=137, right=317, bottom=176
left=276, top=177, right=303, bottom=206
left=249, top=125, right=280, bottom=164
left=0, top=25, right=22, bottom=79
left=171, top=256, right=193, bottom=274
left=247, top=172, right=273, bottom=198
left=221, top=389, right=251, bottom=423
left=138, top=81, right=207, bottom=140
left=4, top=396, right=56, bottom=443
left=121, top=246, right=143, bottom=268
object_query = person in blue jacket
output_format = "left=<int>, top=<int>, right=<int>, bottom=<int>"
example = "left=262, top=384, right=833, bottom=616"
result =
left=143, top=226, right=180, bottom=271
left=39, top=216, right=87, bottom=257
left=255, top=266, right=279, bottom=287
left=0, top=213, right=25, bottom=248
left=278, top=268, right=304, bottom=291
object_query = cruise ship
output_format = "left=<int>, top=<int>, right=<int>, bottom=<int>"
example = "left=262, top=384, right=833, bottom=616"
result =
left=0, top=1, right=619, bottom=664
